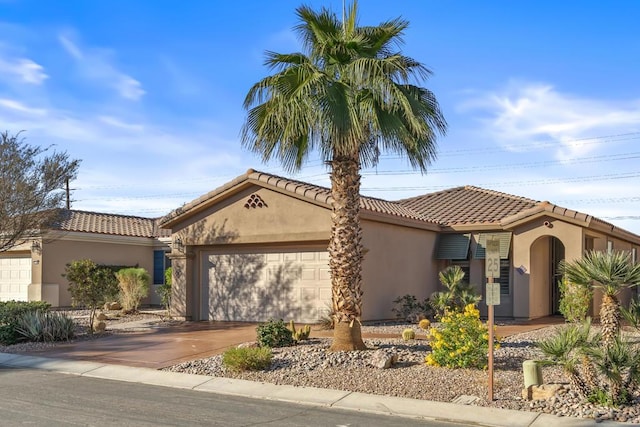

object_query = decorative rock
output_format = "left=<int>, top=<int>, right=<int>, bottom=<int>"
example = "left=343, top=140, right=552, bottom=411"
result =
left=236, top=341, right=259, bottom=349
left=105, top=302, right=121, bottom=310
left=370, top=349, right=398, bottom=369
left=93, top=320, right=106, bottom=332
left=522, top=384, right=565, bottom=401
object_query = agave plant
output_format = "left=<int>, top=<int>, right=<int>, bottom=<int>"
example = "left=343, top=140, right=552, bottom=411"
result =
left=14, top=310, right=75, bottom=342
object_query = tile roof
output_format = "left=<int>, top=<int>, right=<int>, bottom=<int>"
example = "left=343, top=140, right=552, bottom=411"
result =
left=398, top=186, right=539, bottom=226
left=160, top=169, right=435, bottom=226
left=53, top=210, right=170, bottom=238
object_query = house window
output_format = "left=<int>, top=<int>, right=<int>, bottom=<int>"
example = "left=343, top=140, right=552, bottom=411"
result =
left=497, top=260, right=510, bottom=295
left=585, top=237, right=594, bottom=252
left=153, top=250, right=171, bottom=284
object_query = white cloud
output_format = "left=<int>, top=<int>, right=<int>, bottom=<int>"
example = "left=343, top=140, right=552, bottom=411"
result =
left=460, top=82, right=640, bottom=160
left=0, top=56, right=48, bottom=84
left=58, top=32, right=145, bottom=101
left=0, top=98, right=47, bottom=115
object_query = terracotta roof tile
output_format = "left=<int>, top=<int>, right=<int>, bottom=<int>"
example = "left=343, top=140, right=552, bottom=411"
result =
left=160, top=169, right=434, bottom=226
left=53, top=210, right=170, bottom=238
left=398, top=186, right=539, bottom=226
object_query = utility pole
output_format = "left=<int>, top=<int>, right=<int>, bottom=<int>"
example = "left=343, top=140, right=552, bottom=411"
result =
left=65, top=177, right=71, bottom=209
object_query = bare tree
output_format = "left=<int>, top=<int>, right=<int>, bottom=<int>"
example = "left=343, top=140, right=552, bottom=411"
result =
left=0, top=131, right=80, bottom=252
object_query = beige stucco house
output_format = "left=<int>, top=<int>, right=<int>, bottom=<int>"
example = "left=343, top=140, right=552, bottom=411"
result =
left=159, top=169, right=640, bottom=322
left=0, top=210, right=170, bottom=307
left=4, top=169, right=638, bottom=322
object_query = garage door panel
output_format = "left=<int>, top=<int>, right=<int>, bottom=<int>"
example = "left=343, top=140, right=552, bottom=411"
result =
left=0, top=256, right=31, bottom=302
left=202, top=249, right=330, bottom=323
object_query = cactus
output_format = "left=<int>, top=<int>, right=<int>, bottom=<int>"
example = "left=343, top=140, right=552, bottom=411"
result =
left=289, top=320, right=311, bottom=341
left=402, top=328, right=416, bottom=341
left=419, top=319, right=431, bottom=331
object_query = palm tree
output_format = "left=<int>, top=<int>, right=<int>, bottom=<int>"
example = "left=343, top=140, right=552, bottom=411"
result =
left=560, top=250, right=640, bottom=349
left=241, top=2, right=446, bottom=351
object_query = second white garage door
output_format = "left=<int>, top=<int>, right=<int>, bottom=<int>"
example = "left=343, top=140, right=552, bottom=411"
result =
left=201, top=249, right=331, bottom=323
left=0, top=255, right=31, bottom=302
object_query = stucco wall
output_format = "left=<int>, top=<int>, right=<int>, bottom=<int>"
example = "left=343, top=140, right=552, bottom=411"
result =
left=360, top=220, right=438, bottom=321
left=512, top=217, right=584, bottom=319
left=39, top=237, right=159, bottom=307
left=173, top=186, right=332, bottom=245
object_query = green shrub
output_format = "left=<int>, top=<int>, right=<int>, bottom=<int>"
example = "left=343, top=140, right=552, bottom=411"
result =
left=256, top=319, right=294, bottom=348
left=426, top=304, right=499, bottom=369
left=559, top=277, right=592, bottom=323
left=157, top=267, right=172, bottom=314
left=64, top=259, right=120, bottom=333
left=222, top=346, right=273, bottom=372
left=116, top=267, right=150, bottom=313
left=391, top=294, right=430, bottom=322
left=0, top=301, right=51, bottom=345
left=14, top=310, right=75, bottom=342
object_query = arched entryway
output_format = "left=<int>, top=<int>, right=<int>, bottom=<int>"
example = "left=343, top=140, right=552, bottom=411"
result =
left=529, top=236, right=565, bottom=317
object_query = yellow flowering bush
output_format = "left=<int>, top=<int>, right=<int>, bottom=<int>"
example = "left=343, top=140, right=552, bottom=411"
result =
left=425, top=304, right=500, bottom=369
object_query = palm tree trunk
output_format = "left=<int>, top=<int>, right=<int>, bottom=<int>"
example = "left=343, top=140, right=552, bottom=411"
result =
left=329, top=156, right=366, bottom=351
left=600, top=294, right=621, bottom=349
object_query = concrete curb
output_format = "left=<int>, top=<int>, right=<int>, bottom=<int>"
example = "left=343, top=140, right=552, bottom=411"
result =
left=0, top=353, right=627, bottom=427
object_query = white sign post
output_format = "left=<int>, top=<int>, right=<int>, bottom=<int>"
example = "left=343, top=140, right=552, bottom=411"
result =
left=485, top=237, right=501, bottom=401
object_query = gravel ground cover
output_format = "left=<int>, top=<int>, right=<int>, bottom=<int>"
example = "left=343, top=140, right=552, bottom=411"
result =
left=164, top=322, right=640, bottom=424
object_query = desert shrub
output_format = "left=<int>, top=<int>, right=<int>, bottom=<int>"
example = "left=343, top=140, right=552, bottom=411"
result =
left=559, top=277, right=592, bottom=323
left=391, top=294, right=430, bottom=322
left=256, top=319, right=294, bottom=348
left=64, top=259, right=120, bottom=333
left=222, top=347, right=273, bottom=372
left=0, top=301, right=51, bottom=345
left=116, top=267, right=150, bottom=313
left=402, top=328, right=416, bottom=341
left=418, top=319, right=431, bottom=330
left=426, top=304, right=499, bottom=369
left=14, top=310, right=75, bottom=342
left=157, top=267, right=172, bottom=314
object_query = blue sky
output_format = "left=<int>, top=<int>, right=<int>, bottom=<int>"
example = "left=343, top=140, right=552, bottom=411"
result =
left=2, top=1, right=640, bottom=233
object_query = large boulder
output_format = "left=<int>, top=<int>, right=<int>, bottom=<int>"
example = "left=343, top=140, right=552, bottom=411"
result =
left=521, top=384, right=566, bottom=401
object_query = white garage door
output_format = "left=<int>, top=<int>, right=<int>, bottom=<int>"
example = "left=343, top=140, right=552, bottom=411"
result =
left=0, top=255, right=31, bottom=302
left=201, top=249, right=331, bottom=323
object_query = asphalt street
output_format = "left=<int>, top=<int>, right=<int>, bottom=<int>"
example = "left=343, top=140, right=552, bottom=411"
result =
left=0, top=367, right=470, bottom=427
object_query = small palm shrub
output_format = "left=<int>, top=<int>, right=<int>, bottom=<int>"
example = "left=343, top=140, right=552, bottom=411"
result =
left=426, top=304, right=498, bottom=369
left=559, top=277, right=592, bottom=323
left=222, top=347, right=273, bottom=372
left=402, top=328, right=416, bottom=341
left=391, top=294, right=431, bottom=322
left=256, top=319, right=294, bottom=347
left=431, top=266, right=481, bottom=320
left=116, top=268, right=150, bottom=313
left=14, top=310, right=75, bottom=342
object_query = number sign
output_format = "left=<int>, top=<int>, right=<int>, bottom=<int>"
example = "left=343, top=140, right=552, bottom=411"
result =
left=485, top=238, right=500, bottom=279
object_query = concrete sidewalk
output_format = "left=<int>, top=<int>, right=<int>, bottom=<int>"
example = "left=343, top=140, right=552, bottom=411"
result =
left=0, top=351, right=622, bottom=427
